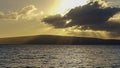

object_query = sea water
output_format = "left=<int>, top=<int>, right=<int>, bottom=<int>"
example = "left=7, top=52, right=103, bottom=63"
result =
left=0, top=45, right=120, bottom=68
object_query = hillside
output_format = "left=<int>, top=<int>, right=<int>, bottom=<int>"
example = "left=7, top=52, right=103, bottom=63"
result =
left=0, top=35, right=120, bottom=45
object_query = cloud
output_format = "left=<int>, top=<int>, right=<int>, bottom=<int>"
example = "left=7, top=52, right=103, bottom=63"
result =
left=0, top=5, right=37, bottom=20
left=18, top=5, right=37, bottom=15
left=42, top=14, right=66, bottom=28
left=0, top=5, right=69, bottom=38
left=0, top=12, right=17, bottom=20
left=43, top=0, right=120, bottom=36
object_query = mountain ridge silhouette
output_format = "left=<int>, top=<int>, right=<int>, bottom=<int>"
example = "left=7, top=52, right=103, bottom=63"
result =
left=0, top=35, right=120, bottom=45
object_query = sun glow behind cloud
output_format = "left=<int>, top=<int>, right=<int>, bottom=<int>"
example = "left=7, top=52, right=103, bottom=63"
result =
left=43, top=0, right=120, bottom=39
left=0, top=0, right=120, bottom=39
left=52, top=0, right=88, bottom=16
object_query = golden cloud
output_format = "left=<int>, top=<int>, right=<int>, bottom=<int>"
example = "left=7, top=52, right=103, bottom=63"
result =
left=0, top=5, right=37, bottom=20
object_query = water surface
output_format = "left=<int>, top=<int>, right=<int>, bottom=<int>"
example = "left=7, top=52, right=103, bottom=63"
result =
left=0, top=45, right=120, bottom=68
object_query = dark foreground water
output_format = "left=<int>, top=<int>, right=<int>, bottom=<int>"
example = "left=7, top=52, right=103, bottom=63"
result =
left=0, top=45, right=120, bottom=68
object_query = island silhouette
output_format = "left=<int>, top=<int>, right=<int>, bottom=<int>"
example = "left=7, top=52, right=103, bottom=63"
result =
left=0, top=35, right=120, bottom=45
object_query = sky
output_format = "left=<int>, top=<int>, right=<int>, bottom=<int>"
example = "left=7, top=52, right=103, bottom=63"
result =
left=0, top=0, right=120, bottom=39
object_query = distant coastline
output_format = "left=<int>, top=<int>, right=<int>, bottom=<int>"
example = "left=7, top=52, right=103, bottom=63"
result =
left=0, top=35, right=120, bottom=45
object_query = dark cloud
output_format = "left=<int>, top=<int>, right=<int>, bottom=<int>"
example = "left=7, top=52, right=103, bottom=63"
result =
left=42, top=14, right=66, bottom=28
left=42, top=0, right=120, bottom=35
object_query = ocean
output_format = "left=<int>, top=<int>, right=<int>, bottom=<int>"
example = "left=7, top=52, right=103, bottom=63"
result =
left=0, top=45, right=120, bottom=68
